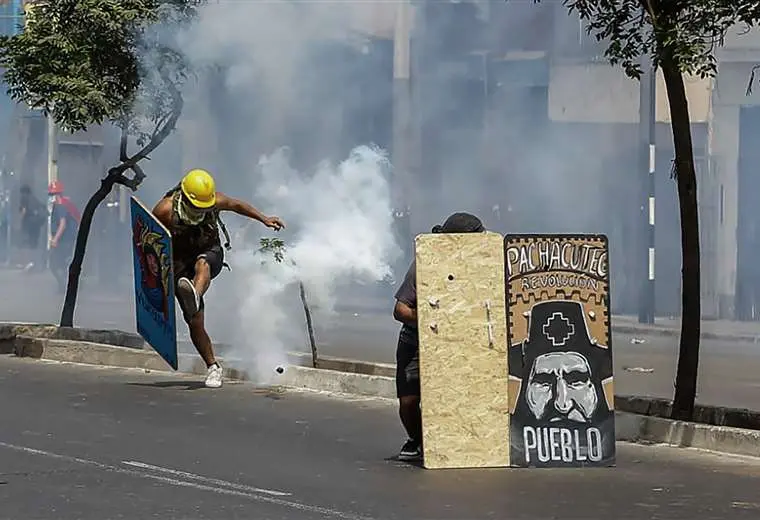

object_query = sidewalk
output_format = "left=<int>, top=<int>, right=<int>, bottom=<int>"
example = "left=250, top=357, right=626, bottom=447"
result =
left=6, top=267, right=760, bottom=345
left=335, top=289, right=760, bottom=343
left=613, top=314, right=760, bottom=342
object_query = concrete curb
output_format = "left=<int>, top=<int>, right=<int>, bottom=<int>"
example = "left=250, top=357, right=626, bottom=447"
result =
left=8, top=333, right=760, bottom=459
left=288, top=352, right=395, bottom=377
left=0, top=322, right=145, bottom=351
left=616, top=395, right=760, bottom=431
left=277, top=366, right=396, bottom=399
left=9, top=335, right=393, bottom=394
left=615, top=412, right=760, bottom=458
left=11, top=335, right=254, bottom=380
left=15, top=336, right=174, bottom=372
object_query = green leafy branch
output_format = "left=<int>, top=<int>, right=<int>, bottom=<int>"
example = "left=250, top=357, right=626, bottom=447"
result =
left=541, top=0, right=760, bottom=80
left=259, top=237, right=286, bottom=264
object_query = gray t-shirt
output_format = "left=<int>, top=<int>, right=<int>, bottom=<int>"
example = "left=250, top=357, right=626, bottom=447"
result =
left=394, top=261, right=418, bottom=346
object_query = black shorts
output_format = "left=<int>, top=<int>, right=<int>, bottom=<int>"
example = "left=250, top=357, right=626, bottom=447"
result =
left=396, top=331, right=420, bottom=399
left=174, top=244, right=225, bottom=319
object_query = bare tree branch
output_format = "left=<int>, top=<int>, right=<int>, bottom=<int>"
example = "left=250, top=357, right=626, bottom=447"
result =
left=109, top=159, right=145, bottom=190
left=113, top=172, right=140, bottom=190
left=129, top=161, right=147, bottom=185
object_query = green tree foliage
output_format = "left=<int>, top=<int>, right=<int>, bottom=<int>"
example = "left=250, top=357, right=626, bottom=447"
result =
left=555, top=1, right=760, bottom=79
left=0, top=0, right=205, bottom=326
left=259, top=237, right=286, bottom=264
left=534, top=0, right=760, bottom=419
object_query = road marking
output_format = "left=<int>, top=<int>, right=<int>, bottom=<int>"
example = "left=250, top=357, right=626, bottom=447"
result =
left=0, top=441, right=372, bottom=520
left=121, top=460, right=291, bottom=496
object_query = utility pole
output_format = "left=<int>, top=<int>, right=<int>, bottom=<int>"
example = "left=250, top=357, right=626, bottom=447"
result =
left=392, top=0, right=413, bottom=269
left=638, top=63, right=656, bottom=324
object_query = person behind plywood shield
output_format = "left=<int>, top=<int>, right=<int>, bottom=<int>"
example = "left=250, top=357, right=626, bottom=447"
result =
left=392, top=211, right=486, bottom=462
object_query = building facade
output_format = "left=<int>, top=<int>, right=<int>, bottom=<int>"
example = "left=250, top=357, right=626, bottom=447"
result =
left=408, top=0, right=760, bottom=320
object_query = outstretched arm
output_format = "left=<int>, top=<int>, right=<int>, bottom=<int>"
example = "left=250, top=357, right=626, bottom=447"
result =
left=215, top=192, right=285, bottom=231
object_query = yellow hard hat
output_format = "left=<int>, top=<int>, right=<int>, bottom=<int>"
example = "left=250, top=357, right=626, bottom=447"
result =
left=180, top=169, right=216, bottom=209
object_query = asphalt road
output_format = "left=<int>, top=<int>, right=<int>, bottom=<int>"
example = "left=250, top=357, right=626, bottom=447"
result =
left=2, top=355, right=760, bottom=520
left=4, top=269, right=760, bottom=410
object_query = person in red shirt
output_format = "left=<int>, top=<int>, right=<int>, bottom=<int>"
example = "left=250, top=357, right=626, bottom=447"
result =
left=47, top=180, right=80, bottom=293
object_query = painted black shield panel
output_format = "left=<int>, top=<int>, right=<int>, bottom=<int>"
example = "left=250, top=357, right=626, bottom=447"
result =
left=505, top=234, right=615, bottom=468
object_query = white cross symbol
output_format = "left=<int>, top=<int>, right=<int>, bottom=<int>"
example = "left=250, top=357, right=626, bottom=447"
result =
left=542, top=311, right=575, bottom=347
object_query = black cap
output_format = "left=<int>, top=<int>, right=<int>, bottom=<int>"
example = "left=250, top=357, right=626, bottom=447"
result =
left=432, top=212, right=485, bottom=234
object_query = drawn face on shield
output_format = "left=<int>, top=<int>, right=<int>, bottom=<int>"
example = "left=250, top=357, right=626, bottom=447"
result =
left=526, top=352, right=598, bottom=423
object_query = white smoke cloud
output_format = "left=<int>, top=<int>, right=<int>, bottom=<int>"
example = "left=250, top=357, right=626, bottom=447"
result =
left=176, top=0, right=374, bottom=137
left=224, top=145, right=401, bottom=382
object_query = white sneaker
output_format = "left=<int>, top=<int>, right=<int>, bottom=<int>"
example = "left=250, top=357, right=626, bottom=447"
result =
left=205, top=363, right=223, bottom=388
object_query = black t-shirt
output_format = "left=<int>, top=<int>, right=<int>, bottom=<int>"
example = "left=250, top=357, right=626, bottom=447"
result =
left=20, top=194, right=45, bottom=227
left=51, top=203, right=77, bottom=245
left=394, top=260, right=419, bottom=346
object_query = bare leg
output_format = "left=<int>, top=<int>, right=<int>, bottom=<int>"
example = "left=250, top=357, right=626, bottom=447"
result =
left=399, top=395, right=422, bottom=442
left=193, top=257, right=211, bottom=297
left=188, top=310, right=216, bottom=367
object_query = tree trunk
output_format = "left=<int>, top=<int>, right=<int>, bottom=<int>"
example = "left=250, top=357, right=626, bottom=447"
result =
left=298, top=281, right=318, bottom=368
left=59, top=172, right=120, bottom=327
left=661, top=60, right=701, bottom=421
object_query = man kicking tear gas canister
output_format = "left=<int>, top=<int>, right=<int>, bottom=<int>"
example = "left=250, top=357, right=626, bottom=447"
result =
left=152, top=169, right=285, bottom=388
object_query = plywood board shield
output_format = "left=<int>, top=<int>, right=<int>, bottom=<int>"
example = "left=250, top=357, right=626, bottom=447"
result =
left=505, top=234, right=615, bottom=468
left=416, top=232, right=509, bottom=469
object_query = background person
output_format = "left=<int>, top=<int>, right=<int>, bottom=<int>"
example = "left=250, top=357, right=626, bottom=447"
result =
left=19, top=184, right=46, bottom=271
left=47, top=180, right=80, bottom=293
